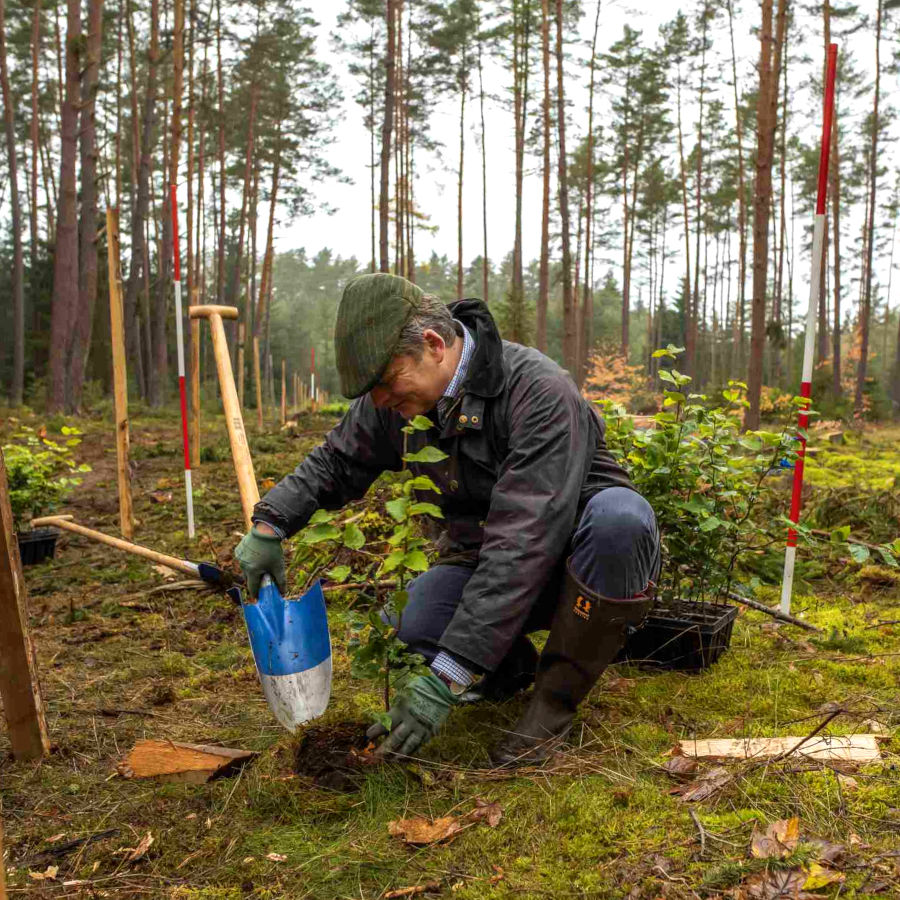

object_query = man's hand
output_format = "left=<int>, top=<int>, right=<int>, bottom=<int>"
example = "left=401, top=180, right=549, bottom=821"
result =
left=366, top=672, right=458, bottom=757
left=234, top=525, right=286, bottom=598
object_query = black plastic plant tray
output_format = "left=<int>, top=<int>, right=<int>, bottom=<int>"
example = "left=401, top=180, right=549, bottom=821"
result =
left=616, top=602, right=738, bottom=671
left=17, top=528, right=59, bottom=566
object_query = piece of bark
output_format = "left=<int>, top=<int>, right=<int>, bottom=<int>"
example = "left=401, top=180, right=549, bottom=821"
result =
left=118, top=740, right=256, bottom=783
left=679, top=734, right=880, bottom=762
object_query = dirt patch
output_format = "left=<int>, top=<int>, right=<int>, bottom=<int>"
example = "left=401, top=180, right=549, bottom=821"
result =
left=293, top=722, right=375, bottom=792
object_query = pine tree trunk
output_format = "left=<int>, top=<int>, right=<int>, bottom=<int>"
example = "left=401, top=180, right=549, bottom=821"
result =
left=30, top=0, right=42, bottom=315
left=124, top=0, right=159, bottom=403
left=675, top=61, right=692, bottom=358
left=855, top=0, right=881, bottom=415
left=215, top=0, right=226, bottom=303
left=0, top=0, right=24, bottom=405
left=67, top=0, right=105, bottom=411
left=456, top=66, right=466, bottom=299
left=555, top=0, right=575, bottom=371
left=727, top=0, right=747, bottom=370
left=369, top=21, right=376, bottom=273
left=47, top=0, right=81, bottom=412
left=688, top=7, right=710, bottom=379
left=186, top=0, right=195, bottom=311
left=827, top=1, right=842, bottom=397
left=478, top=19, right=488, bottom=303
left=579, top=0, right=601, bottom=385
left=745, top=0, right=786, bottom=430
left=536, top=0, right=551, bottom=353
left=776, top=22, right=789, bottom=385
left=380, top=0, right=396, bottom=272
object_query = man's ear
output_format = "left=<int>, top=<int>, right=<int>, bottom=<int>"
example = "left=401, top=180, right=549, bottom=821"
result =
left=422, top=329, right=446, bottom=362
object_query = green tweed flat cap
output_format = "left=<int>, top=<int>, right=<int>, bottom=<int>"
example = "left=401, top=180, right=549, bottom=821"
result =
left=334, top=273, right=425, bottom=398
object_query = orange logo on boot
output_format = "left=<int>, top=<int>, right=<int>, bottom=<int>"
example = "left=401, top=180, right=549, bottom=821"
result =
left=573, top=595, right=592, bottom=620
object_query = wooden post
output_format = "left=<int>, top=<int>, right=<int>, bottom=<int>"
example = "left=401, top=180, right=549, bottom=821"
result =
left=106, top=208, right=134, bottom=539
left=0, top=448, right=50, bottom=761
left=253, top=336, right=263, bottom=431
left=190, top=308, right=201, bottom=468
left=236, top=321, right=245, bottom=408
left=0, top=814, right=7, bottom=898
left=280, top=360, right=286, bottom=425
left=293, top=372, right=298, bottom=411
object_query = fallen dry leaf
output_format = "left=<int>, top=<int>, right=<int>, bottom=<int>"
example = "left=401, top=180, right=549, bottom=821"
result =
left=29, top=866, right=59, bottom=881
left=489, top=865, right=505, bottom=885
left=383, top=882, right=441, bottom=898
left=46, top=833, right=66, bottom=843
left=468, top=798, right=502, bottom=828
left=837, top=773, right=859, bottom=791
left=260, top=477, right=277, bottom=491
left=265, top=852, right=287, bottom=862
left=604, top=677, right=636, bottom=693
left=662, top=756, right=699, bottom=779
left=151, top=563, right=179, bottom=580
left=388, top=816, right=463, bottom=846
left=806, top=838, right=845, bottom=866
left=750, top=817, right=800, bottom=859
left=743, top=868, right=822, bottom=899
left=803, top=862, right=845, bottom=891
left=242, top=857, right=255, bottom=865
left=148, top=490, right=173, bottom=504
left=673, top=766, right=731, bottom=802
left=120, top=831, right=154, bottom=863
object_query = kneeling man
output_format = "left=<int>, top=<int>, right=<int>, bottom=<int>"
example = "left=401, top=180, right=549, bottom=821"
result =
left=236, top=273, right=660, bottom=766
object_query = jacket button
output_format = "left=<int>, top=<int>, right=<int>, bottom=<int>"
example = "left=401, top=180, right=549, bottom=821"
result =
left=458, top=415, right=468, bottom=424
left=449, top=480, right=459, bottom=491
left=471, top=415, right=479, bottom=424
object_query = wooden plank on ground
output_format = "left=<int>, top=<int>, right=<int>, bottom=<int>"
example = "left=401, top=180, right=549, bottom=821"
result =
left=117, top=740, right=257, bottom=783
left=679, top=734, right=881, bottom=762
left=0, top=448, right=50, bottom=761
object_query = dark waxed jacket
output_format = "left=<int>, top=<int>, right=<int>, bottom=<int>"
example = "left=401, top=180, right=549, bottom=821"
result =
left=254, top=300, right=634, bottom=673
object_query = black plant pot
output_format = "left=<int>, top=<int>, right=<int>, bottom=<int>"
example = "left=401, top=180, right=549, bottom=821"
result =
left=17, top=528, right=59, bottom=566
left=616, top=601, right=738, bottom=671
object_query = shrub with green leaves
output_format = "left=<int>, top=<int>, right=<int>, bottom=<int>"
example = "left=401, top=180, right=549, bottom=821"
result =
left=3, top=425, right=91, bottom=531
left=600, top=347, right=899, bottom=602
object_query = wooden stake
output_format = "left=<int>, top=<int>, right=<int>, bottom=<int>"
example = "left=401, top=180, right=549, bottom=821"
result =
left=189, top=305, right=256, bottom=528
left=280, top=359, right=286, bottom=425
left=236, top=320, right=245, bottom=408
left=190, top=310, right=200, bottom=467
left=0, top=448, right=50, bottom=761
left=253, top=335, right=263, bottom=432
left=106, top=208, right=134, bottom=539
left=0, top=814, right=7, bottom=898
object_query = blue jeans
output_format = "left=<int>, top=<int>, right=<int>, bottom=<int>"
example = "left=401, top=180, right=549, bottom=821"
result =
left=393, top=486, right=660, bottom=670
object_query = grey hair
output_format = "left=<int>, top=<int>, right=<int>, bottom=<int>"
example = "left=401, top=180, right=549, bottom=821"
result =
left=394, top=293, right=461, bottom=358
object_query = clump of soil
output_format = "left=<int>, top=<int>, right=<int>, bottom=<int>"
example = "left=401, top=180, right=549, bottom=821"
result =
left=293, top=722, right=376, bottom=792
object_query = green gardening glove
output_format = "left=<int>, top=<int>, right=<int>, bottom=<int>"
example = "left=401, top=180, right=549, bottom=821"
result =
left=367, top=672, right=459, bottom=757
left=234, top=526, right=287, bottom=598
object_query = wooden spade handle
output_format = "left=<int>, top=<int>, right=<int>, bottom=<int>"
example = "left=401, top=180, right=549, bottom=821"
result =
left=188, top=304, right=240, bottom=320
left=188, top=305, right=259, bottom=529
left=30, top=515, right=199, bottom=577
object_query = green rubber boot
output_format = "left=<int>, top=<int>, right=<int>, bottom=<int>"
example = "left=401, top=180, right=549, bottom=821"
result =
left=490, top=559, right=652, bottom=768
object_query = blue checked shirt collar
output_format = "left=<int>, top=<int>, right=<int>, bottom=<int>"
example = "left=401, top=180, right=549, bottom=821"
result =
left=436, top=321, right=474, bottom=425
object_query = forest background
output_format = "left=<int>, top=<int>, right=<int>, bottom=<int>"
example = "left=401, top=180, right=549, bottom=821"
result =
left=0, top=0, right=898, bottom=427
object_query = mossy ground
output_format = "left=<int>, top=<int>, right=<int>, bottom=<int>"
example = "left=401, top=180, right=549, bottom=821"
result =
left=2, top=411, right=899, bottom=898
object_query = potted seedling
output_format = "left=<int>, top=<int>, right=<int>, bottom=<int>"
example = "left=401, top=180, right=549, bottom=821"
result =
left=4, top=426, right=91, bottom=565
left=599, top=347, right=802, bottom=669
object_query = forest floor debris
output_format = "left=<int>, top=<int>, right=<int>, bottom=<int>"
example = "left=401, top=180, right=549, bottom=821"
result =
left=1, top=411, right=899, bottom=898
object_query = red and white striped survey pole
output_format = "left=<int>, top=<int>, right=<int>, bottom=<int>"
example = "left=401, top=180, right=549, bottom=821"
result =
left=170, top=184, right=195, bottom=539
left=780, top=43, right=838, bottom=614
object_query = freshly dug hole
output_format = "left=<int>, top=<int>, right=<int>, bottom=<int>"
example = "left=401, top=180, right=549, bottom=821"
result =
left=293, top=722, right=374, bottom=792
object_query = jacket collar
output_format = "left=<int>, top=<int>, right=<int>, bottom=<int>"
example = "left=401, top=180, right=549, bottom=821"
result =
left=446, top=299, right=505, bottom=399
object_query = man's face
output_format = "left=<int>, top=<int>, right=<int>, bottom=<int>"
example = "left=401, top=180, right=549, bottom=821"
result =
left=369, top=330, right=451, bottom=419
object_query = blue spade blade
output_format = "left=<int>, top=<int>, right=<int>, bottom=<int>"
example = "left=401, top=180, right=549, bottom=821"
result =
left=240, top=576, right=332, bottom=732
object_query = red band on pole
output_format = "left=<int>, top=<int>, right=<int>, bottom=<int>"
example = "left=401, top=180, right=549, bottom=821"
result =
left=170, top=184, right=181, bottom=282
left=816, top=45, right=838, bottom=216
left=179, top=376, right=191, bottom=471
